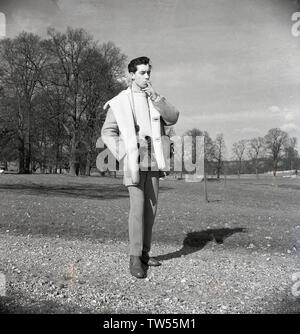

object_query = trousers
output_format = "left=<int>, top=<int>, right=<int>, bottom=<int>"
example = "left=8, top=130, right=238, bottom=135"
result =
left=127, top=171, right=160, bottom=256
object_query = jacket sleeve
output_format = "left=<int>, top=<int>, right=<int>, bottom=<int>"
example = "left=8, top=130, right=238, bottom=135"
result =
left=101, top=107, right=126, bottom=161
left=152, top=96, right=180, bottom=126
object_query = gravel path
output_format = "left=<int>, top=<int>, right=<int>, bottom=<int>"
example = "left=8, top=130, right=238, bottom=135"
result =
left=0, top=174, right=299, bottom=313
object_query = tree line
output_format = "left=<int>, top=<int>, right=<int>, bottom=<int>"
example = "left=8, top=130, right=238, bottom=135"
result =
left=0, top=28, right=127, bottom=176
left=230, top=128, right=299, bottom=176
left=184, top=128, right=299, bottom=177
left=0, top=28, right=298, bottom=177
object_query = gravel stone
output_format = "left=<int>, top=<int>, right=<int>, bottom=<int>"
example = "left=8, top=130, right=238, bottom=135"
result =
left=0, top=174, right=299, bottom=313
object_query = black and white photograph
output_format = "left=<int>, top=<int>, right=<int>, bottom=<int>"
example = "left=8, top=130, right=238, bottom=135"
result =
left=0, top=0, right=299, bottom=319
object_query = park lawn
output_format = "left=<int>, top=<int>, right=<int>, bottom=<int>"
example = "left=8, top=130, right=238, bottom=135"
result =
left=0, top=173, right=299, bottom=313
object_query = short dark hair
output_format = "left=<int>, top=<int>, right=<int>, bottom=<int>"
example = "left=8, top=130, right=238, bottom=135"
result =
left=128, top=56, right=152, bottom=73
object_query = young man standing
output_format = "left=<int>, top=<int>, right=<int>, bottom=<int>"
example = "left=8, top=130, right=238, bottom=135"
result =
left=101, top=56, right=179, bottom=279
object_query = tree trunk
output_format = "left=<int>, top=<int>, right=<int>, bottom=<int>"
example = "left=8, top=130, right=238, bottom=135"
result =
left=85, top=164, right=91, bottom=176
left=54, top=142, right=60, bottom=174
left=59, top=145, right=63, bottom=174
left=40, top=160, right=45, bottom=173
left=216, top=164, right=221, bottom=179
left=18, top=137, right=25, bottom=174
left=85, top=151, right=91, bottom=176
left=69, top=131, right=78, bottom=176
left=17, top=95, right=25, bottom=174
left=42, top=141, right=47, bottom=174
left=238, top=160, right=242, bottom=178
left=23, top=101, right=31, bottom=174
left=24, top=142, right=31, bottom=174
left=273, top=160, right=277, bottom=176
left=272, top=155, right=279, bottom=176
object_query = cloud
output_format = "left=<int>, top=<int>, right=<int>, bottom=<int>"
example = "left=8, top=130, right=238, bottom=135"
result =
left=268, top=105, right=281, bottom=113
left=281, top=123, right=300, bottom=133
left=285, top=111, right=295, bottom=121
left=234, top=127, right=261, bottom=137
left=266, top=106, right=298, bottom=124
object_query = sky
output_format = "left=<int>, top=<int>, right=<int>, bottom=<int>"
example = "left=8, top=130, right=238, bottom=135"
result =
left=0, top=0, right=300, bottom=156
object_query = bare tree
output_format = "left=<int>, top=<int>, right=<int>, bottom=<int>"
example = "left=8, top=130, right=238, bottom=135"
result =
left=0, top=32, right=47, bottom=173
left=264, top=128, right=288, bottom=176
left=284, top=136, right=298, bottom=171
left=247, top=137, right=265, bottom=177
left=0, top=101, right=18, bottom=168
left=213, top=133, right=226, bottom=179
left=232, top=139, right=247, bottom=176
left=203, top=131, right=215, bottom=164
left=44, top=27, right=126, bottom=176
left=30, top=89, right=69, bottom=173
left=0, top=28, right=127, bottom=175
left=81, top=43, right=126, bottom=176
left=43, top=28, right=96, bottom=176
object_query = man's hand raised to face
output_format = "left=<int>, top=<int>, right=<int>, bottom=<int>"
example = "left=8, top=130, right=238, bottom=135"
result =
left=142, top=81, right=159, bottom=101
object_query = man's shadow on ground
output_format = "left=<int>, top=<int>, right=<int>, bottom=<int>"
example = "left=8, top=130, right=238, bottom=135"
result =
left=156, top=227, right=247, bottom=261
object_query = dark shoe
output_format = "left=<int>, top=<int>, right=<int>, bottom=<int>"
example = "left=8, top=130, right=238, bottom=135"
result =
left=129, top=256, right=147, bottom=279
left=141, top=252, right=162, bottom=267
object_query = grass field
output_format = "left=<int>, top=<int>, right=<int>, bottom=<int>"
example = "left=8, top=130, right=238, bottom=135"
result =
left=0, top=173, right=299, bottom=313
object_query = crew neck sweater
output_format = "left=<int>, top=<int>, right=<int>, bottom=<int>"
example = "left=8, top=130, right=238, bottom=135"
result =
left=132, top=91, right=152, bottom=138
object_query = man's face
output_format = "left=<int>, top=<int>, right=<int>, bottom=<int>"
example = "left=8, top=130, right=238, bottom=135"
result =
left=131, top=64, right=151, bottom=89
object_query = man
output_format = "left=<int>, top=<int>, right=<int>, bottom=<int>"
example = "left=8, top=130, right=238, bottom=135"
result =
left=101, top=56, right=179, bottom=279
